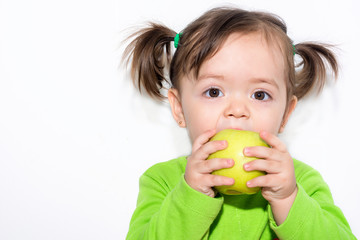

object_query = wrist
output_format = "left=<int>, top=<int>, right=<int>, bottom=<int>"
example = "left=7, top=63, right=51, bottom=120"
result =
left=269, top=186, right=298, bottom=205
left=269, top=186, right=298, bottom=225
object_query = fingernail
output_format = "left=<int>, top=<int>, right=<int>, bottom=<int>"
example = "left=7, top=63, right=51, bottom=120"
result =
left=227, top=159, right=234, bottom=166
left=227, top=178, right=235, bottom=185
left=247, top=181, right=252, bottom=187
left=260, top=131, right=267, bottom=138
left=244, top=147, right=250, bottom=155
left=244, top=163, right=250, bottom=171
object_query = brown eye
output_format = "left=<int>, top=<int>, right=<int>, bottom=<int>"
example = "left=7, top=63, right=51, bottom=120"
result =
left=252, top=91, right=270, bottom=101
left=205, top=88, right=223, bottom=98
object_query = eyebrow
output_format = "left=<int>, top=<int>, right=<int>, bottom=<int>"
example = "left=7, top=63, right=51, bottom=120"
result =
left=197, top=74, right=224, bottom=81
left=250, top=77, right=280, bottom=90
left=198, top=74, right=279, bottom=89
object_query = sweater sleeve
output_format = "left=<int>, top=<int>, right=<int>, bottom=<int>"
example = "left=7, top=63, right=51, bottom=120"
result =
left=126, top=161, right=224, bottom=240
left=268, top=160, right=356, bottom=239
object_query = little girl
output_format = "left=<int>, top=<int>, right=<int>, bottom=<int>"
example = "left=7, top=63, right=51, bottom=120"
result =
left=123, top=7, right=355, bottom=239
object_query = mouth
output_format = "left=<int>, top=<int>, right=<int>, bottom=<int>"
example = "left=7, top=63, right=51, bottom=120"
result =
left=230, top=127, right=243, bottom=131
left=217, top=127, right=243, bottom=132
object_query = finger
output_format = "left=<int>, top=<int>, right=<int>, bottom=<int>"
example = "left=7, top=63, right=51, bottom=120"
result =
left=259, top=131, right=287, bottom=152
left=206, top=174, right=235, bottom=187
left=244, top=159, right=280, bottom=174
left=244, top=146, right=284, bottom=163
left=200, top=158, right=234, bottom=174
left=247, top=174, right=275, bottom=189
left=192, top=129, right=217, bottom=154
left=195, top=140, right=228, bottom=160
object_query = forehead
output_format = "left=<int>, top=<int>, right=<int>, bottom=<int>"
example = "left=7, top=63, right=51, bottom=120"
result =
left=199, top=32, right=286, bottom=83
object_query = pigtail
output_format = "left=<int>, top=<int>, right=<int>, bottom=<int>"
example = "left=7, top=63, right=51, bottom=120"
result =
left=122, top=23, right=176, bottom=100
left=294, top=42, right=339, bottom=100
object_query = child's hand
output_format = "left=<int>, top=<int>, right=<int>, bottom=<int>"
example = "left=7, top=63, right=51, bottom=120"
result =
left=243, top=131, right=298, bottom=224
left=185, top=129, right=235, bottom=198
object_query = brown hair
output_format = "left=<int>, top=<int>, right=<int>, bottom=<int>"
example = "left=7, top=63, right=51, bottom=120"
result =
left=122, top=7, right=338, bottom=103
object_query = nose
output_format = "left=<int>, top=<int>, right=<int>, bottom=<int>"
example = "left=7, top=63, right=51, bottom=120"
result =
left=224, top=99, right=249, bottom=119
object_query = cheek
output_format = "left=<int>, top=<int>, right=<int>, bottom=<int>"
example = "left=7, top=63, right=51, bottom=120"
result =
left=271, top=105, right=289, bottom=133
left=182, top=100, right=221, bottom=142
left=253, top=107, right=286, bottom=134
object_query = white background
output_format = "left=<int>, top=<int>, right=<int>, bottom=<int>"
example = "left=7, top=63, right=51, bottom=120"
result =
left=0, top=0, right=359, bottom=239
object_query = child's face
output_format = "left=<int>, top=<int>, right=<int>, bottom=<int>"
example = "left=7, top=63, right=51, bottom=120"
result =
left=169, top=32, right=297, bottom=143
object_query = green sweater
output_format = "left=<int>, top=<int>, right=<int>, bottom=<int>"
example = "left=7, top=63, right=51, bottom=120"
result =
left=126, top=156, right=355, bottom=239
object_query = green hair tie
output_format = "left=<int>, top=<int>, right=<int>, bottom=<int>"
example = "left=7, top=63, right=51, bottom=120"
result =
left=293, top=44, right=296, bottom=55
left=174, top=32, right=182, bottom=48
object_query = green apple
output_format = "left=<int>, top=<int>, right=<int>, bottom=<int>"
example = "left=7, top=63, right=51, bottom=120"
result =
left=207, top=129, right=269, bottom=195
